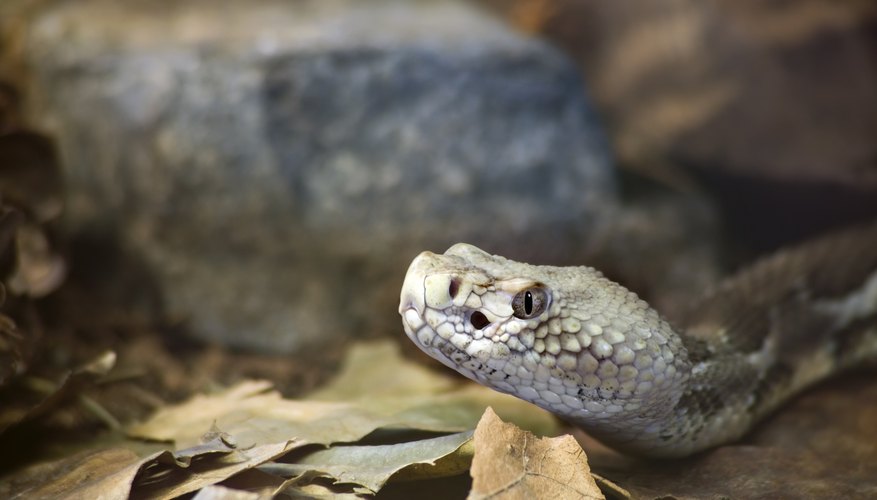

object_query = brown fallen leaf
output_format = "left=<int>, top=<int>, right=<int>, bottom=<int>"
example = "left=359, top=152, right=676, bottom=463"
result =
left=265, top=430, right=474, bottom=494
left=309, top=341, right=559, bottom=437
left=3, top=437, right=300, bottom=499
left=276, top=476, right=364, bottom=500
left=6, top=341, right=559, bottom=499
left=7, top=221, right=66, bottom=298
left=3, top=448, right=143, bottom=500
left=590, top=473, right=631, bottom=499
left=0, top=129, right=66, bottom=388
left=469, top=407, right=603, bottom=500
left=128, top=341, right=557, bottom=450
left=0, top=205, right=30, bottom=387
left=0, top=350, right=116, bottom=435
left=128, top=379, right=438, bottom=450
left=191, top=484, right=264, bottom=500
left=135, top=440, right=299, bottom=500
left=307, top=340, right=456, bottom=400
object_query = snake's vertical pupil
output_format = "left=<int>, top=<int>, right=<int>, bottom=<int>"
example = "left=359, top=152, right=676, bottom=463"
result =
left=511, top=286, right=549, bottom=319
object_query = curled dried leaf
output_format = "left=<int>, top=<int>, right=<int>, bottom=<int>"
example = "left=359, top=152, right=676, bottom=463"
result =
left=469, top=407, right=603, bottom=500
left=7, top=221, right=66, bottom=298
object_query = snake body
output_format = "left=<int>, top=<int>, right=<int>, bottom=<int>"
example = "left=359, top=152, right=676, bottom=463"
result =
left=399, top=224, right=877, bottom=457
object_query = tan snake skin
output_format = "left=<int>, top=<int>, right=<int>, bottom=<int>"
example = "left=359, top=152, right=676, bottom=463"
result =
left=399, top=224, right=877, bottom=457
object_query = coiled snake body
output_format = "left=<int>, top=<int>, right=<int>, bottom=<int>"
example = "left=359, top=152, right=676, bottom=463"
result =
left=399, top=224, right=877, bottom=457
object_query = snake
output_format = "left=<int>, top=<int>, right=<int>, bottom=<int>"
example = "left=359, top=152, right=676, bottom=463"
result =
left=398, top=223, right=877, bottom=457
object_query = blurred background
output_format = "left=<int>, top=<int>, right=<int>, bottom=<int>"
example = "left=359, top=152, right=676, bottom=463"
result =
left=0, top=0, right=875, bottom=478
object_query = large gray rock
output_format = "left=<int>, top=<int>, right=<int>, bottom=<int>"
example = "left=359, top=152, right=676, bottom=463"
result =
left=20, top=0, right=614, bottom=352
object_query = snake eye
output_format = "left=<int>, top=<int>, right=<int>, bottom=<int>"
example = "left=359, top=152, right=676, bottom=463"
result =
left=512, top=286, right=549, bottom=319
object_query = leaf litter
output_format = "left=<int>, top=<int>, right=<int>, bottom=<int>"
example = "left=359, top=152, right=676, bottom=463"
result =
left=3, top=341, right=565, bottom=498
left=265, top=431, right=474, bottom=494
left=0, top=350, right=116, bottom=435
left=469, top=407, right=602, bottom=500
left=6, top=337, right=873, bottom=498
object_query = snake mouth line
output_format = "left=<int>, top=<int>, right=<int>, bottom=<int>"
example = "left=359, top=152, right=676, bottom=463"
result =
left=400, top=310, right=480, bottom=377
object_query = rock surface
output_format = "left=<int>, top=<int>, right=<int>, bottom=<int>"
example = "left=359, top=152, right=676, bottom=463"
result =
left=17, top=0, right=615, bottom=352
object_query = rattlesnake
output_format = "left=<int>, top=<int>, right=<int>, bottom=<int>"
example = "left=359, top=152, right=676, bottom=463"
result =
left=399, top=224, right=877, bottom=457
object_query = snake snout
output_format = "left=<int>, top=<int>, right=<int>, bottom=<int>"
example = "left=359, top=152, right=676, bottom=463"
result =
left=399, top=282, right=425, bottom=318
left=399, top=251, right=437, bottom=316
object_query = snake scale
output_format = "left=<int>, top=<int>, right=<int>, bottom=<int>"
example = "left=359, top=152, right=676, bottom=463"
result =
left=399, top=223, right=877, bottom=457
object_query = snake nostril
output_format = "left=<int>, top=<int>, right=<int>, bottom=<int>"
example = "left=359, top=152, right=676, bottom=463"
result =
left=448, top=277, right=461, bottom=299
left=470, top=311, right=490, bottom=330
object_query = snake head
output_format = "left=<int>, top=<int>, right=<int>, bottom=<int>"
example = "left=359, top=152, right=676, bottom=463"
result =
left=399, top=243, right=690, bottom=441
left=400, top=243, right=549, bottom=374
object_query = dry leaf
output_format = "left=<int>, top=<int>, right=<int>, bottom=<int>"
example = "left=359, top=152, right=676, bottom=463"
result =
left=312, top=341, right=559, bottom=437
left=2, top=431, right=298, bottom=499
left=271, top=469, right=371, bottom=497
left=0, top=134, right=66, bottom=384
left=469, top=407, right=603, bottom=500
left=0, top=304, right=25, bottom=388
left=0, top=350, right=116, bottom=434
left=591, top=473, right=631, bottom=499
left=391, top=433, right=476, bottom=483
left=278, top=480, right=363, bottom=499
left=267, top=431, right=473, bottom=494
left=136, top=441, right=299, bottom=500
left=120, top=341, right=557, bottom=497
left=127, top=379, right=464, bottom=450
left=192, top=484, right=265, bottom=500
left=0, top=205, right=29, bottom=387
left=8, top=341, right=559, bottom=499
left=307, top=341, right=456, bottom=400
left=7, top=221, right=66, bottom=298
left=128, top=341, right=557, bottom=450
left=4, top=448, right=143, bottom=500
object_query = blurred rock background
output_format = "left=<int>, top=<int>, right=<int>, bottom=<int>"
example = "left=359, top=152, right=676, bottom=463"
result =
left=0, top=0, right=874, bottom=358
left=484, top=0, right=877, bottom=248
